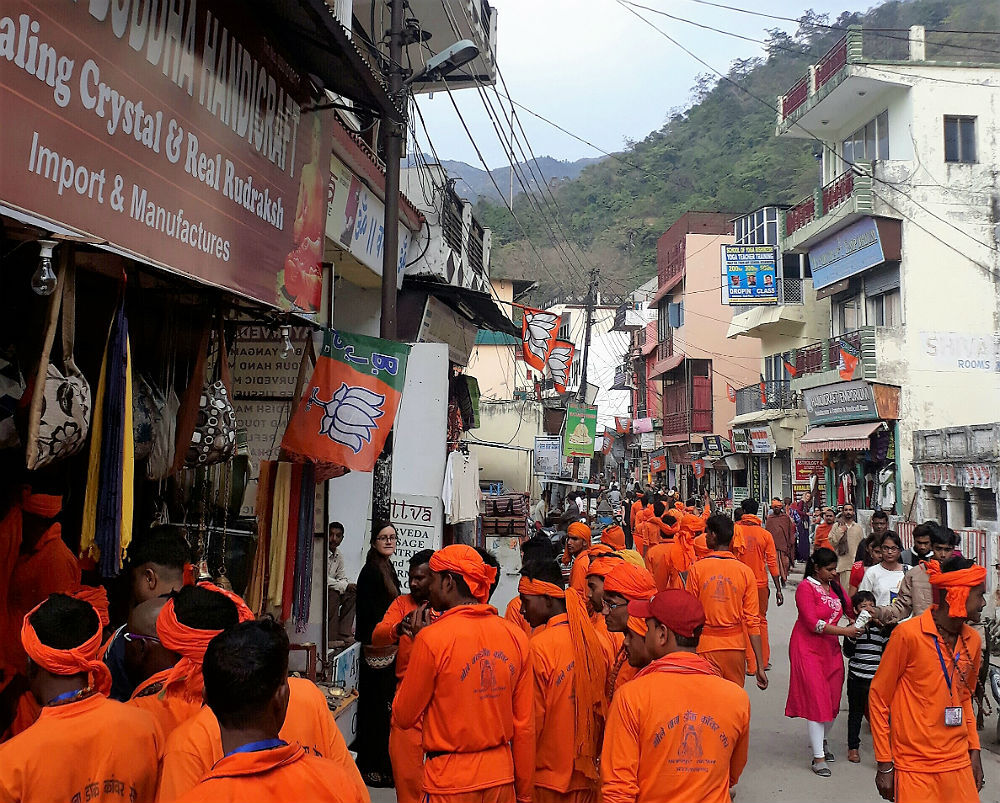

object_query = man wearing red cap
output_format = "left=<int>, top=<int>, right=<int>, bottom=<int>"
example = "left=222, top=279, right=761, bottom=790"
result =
left=601, top=562, right=657, bottom=697
left=601, top=589, right=751, bottom=803
left=519, top=561, right=609, bottom=803
left=393, top=545, right=534, bottom=803
left=0, top=594, right=162, bottom=802
left=869, top=556, right=987, bottom=803
left=685, top=515, right=766, bottom=689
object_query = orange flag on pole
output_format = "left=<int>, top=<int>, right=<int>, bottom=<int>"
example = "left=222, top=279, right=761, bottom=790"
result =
left=521, top=307, right=561, bottom=371
left=547, top=340, right=575, bottom=392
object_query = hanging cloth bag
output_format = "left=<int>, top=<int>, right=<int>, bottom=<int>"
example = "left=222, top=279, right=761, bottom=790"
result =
left=26, top=253, right=92, bottom=470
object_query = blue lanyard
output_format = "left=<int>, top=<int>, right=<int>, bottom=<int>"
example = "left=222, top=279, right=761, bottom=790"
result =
left=226, top=738, right=286, bottom=757
left=932, top=636, right=960, bottom=694
left=47, top=689, right=84, bottom=705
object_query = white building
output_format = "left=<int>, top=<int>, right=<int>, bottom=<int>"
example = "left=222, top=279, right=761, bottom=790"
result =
left=771, top=24, right=1000, bottom=518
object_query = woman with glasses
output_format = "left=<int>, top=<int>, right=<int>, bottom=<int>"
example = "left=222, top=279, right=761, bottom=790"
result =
left=356, top=521, right=402, bottom=787
left=858, top=531, right=908, bottom=607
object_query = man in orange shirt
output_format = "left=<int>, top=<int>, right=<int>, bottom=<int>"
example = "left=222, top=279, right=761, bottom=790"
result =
left=565, top=523, right=595, bottom=593
left=601, top=562, right=657, bottom=697
left=130, top=583, right=250, bottom=737
left=734, top=499, right=783, bottom=672
left=0, top=594, right=162, bottom=802
left=869, top=557, right=986, bottom=803
left=520, top=561, right=609, bottom=803
left=371, top=549, right=434, bottom=803
left=585, top=553, right=625, bottom=656
left=174, top=619, right=366, bottom=803
left=393, top=545, right=534, bottom=803
left=685, top=515, right=766, bottom=689
left=601, top=590, right=751, bottom=803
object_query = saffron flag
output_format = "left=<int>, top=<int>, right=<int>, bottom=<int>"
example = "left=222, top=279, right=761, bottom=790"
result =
left=602, top=436, right=613, bottom=455
left=521, top=307, right=561, bottom=371
left=759, top=375, right=767, bottom=405
left=281, top=329, right=410, bottom=472
left=726, top=383, right=737, bottom=403
left=615, top=416, right=631, bottom=434
left=547, top=340, right=575, bottom=393
left=838, top=341, right=860, bottom=381
left=783, top=354, right=798, bottom=377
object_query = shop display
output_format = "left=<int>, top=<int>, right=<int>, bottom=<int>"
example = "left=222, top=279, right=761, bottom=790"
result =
left=181, top=322, right=238, bottom=468
left=481, top=493, right=530, bottom=539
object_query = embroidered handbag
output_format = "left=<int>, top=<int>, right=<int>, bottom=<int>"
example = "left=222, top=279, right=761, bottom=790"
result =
left=184, top=322, right=237, bottom=467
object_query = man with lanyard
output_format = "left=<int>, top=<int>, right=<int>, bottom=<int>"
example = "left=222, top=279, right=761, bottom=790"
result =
left=174, top=619, right=366, bottom=803
left=601, top=561, right=657, bottom=698
left=519, top=561, right=608, bottom=803
left=393, top=545, right=534, bottom=803
left=869, top=556, right=987, bottom=802
left=685, top=515, right=767, bottom=689
left=601, top=589, right=751, bottom=803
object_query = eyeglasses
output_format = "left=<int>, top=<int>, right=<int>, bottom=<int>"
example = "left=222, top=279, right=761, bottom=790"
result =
left=603, top=600, right=628, bottom=611
left=123, top=632, right=161, bottom=645
left=881, top=545, right=901, bottom=552
left=376, top=534, right=397, bottom=543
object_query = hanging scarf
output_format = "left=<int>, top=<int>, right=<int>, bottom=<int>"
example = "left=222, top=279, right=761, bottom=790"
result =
left=292, top=464, right=315, bottom=631
left=80, top=293, right=133, bottom=577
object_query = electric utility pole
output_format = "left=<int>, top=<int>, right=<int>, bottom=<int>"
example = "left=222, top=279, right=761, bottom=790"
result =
left=379, top=0, right=406, bottom=341
left=572, top=265, right=600, bottom=485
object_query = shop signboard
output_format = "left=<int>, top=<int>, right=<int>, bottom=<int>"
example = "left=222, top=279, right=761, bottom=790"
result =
left=919, top=331, right=1000, bottom=373
left=721, top=244, right=779, bottom=305
left=793, top=458, right=827, bottom=500
left=386, top=495, right=442, bottom=592
left=327, top=153, right=410, bottom=289
left=809, top=217, right=885, bottom=290
left=703, top=434, right=726, bottom=459
left=534, top=436, right=562, bottom=477
left=416, top=296, right=477, bottom=366
left=731, top=428, right=751, bottom=454
left=639, top=431, right=655, bottom=451
left=563, top=404, right=598, bottom=458
left=919, top=463, right=995, bottom=490
left=632, top=417, right=653, bottom=434
left=1, top=0, right=334, bottom=312
left=732, top=486, right=749, bottom=507
left=802, top=380, right=879, bottom=425
left=747, top=426, right=776, bottom=455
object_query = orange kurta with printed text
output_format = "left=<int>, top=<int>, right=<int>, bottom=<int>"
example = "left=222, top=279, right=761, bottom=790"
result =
left=173, top=742, right=367, bottom=803
left=392, top=605, right=535, bottom=803
left=0, top=693, right=162, bottom=803
left=685, top=553, right=760, bottom=653
left=157, top=676, right=365, bottom=803
left=601, top=656, right=750, bottom=803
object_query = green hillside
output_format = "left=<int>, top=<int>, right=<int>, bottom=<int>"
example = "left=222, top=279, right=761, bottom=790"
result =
left=478, top=0, right=998, bottom=302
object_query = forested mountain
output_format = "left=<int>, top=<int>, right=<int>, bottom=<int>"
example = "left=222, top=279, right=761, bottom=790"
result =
left=476, top=0, right=998, bottom=303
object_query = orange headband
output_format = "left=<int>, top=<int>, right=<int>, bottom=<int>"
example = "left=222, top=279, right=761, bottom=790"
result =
left=604, top=563, right=657, bottom=601
left=626, top=615, right=648, bottom=636
left=924, top=560, right=987, bottom=618
left=586, top=554, right=620, bottom=579
left=21, top=601, right=111, bottom=696
left=518, top=577, right=566, bottom=598
left=21, top=490, right=62, bottom=518
left=73, top=586, right=110, bottom=628
left=429, top=545, right=497, bottom=604
left=601, top=525, right=626, bottom=550
left=567, top=522, right=592, bottom=541
left=197, top=581, right=255, bottom=623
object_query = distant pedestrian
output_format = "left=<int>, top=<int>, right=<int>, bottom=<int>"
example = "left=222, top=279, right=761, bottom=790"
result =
left=859, top=532, right=908, bottom=606
left=829, top=505, right=865, bottom=590
left=899, top=520, right=933, bottom=567
left=765, top=498, right=795, bottom=584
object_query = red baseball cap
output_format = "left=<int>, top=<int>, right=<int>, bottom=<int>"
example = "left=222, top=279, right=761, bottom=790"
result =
left=627, top=589, right=706, bottom=638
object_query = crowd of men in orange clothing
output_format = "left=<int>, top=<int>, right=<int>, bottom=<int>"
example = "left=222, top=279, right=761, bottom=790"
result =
left=0, top=483, right=989, bottom=803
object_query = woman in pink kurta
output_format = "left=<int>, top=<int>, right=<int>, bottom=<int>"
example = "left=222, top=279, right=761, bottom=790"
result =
left=785, top=547, right=860, bottom=777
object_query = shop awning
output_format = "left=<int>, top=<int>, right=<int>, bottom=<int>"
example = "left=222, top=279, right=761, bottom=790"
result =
left=648, top=353, right=685, bottom=379
left=641, top=339, right=658, bottom=356
left=404, top=280, right=518, bottom=336
left=799, top=422, right=885, bottom=452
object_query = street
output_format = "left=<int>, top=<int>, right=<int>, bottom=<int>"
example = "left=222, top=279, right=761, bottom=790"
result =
left=368, top=571, right=1000, bottom=803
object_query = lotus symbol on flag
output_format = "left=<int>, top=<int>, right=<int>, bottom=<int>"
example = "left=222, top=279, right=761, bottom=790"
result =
left=307, top=383, right=385, bottom=454
left=547, top=343, right=572, bottom=388
left=524, top=312, right=559, bottom=364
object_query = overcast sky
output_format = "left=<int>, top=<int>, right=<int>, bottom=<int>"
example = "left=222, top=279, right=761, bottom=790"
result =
left=414, top=0, right=873, bottom=169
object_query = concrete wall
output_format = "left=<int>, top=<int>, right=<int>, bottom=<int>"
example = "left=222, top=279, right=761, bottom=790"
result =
left=472, top=400, right=545, bottom=497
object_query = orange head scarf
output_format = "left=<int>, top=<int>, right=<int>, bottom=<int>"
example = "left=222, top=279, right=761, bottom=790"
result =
left=924, top=559, right=987, bottom=618
left=586, top=553, right=621, bottom=579
left=604, top=562, right=656, bottom=601
left=21, top=489, right=62, bottom=518
left=517, top=577, right=566, bottom=598
left=626, top=615, right=648, bottom=636
left=615, top=549, right=647, bottom=569
left=21, top=599, right=111, bottom=696
left=73, top=586, right=110, bottom=628
left=156, top=584, right=254, bottom=701
left=601, top=525, right=626, bottom=550
left=429, top=545, right=497, bottom=604
left=731, top=520, right=747, bottom=557
left=563, top=522, right=593, bottom=564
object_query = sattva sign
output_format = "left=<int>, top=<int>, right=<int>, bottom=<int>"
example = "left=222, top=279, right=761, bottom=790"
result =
left=1, top=0, right=332, bottom=311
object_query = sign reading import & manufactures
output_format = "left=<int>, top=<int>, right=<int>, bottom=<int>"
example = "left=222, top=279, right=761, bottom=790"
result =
left=1, top=0, right=333, bottom=312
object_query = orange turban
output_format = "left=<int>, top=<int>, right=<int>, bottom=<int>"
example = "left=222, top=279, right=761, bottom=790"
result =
left=429, top=545, right=497, bottom=604
left=586, top=554, right=621, bottom=579
left=601, top=525, right=626, bottom=550
left=73, top=586, right=110, bottom=628
left=156, top=584, right=254, bottom=702
left=21, top=600, right=111, bottom=695
left=518, top=577, right=566, bottom=598
left=604, top=562, right=656, bottom=601
left=924, top=559, right=987, bottom=618
left=567, top=522, right=592, bottom=542
left=21, top=490, right=62, bottom=518
left=626, top=615, right=647, bottom=636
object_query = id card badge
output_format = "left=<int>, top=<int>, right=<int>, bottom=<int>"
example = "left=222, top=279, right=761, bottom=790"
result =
left=944, top=706, right=963, bottom=727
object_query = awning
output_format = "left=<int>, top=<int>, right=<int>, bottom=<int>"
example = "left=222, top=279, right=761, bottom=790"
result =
left=647, top=279, right=680, bottom=309
left=641, top=339, right=658, bottom=356
left=799, top=421, right=885, bottom=452
left=726, top=306, right=784, bottom=338
left=404, top=280, right=517, bottom=336
left=648, top=353, right=685, bottom=379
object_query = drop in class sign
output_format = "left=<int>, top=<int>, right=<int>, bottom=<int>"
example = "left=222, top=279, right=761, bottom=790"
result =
left=722, top=244, right=779, bottom=305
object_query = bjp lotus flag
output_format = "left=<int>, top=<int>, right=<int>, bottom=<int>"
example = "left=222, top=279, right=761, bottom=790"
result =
left=838, top=341, right=860, bottom=380
left=726, top=383, right=737, bottom=403
left=547, top=340, right=575, bottom=393
left=281, top=329, right=409, bottom=472
left=615, top=416, right=631, bottom=434
left=521, top=307, right=561, bottom=371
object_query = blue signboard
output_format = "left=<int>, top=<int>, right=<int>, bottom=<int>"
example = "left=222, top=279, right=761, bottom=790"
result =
left=722, top=245, right=779, bottom=305
left=809, top=217, right=885, bottom=289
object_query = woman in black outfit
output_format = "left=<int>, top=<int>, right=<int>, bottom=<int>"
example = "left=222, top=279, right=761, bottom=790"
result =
left=355, top=521, right=401, bottom=787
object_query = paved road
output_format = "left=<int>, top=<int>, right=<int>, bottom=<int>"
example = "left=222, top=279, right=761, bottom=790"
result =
left=368, top=571, right=1000, bottom=803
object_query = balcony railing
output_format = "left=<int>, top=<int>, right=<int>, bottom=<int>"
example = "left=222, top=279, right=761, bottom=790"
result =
left=815, top=35, right=849, bottom=90
left=789, top=327, right=877, bottom=379
left=781, top=75, right=810, bottom=120
left=785, top=165, right=873, bottom=238
left=735, top=380, right=797, bottom=417
left=661, top=409, right=712, bottom=436
left=657, top=336, right=674, bottom=362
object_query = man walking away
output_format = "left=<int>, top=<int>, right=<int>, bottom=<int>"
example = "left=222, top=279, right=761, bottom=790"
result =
left=601, top=590, right=751, bottom=803
left=327, top=522, right=356, bottom=649
left=869, top=557, right=987, bottom=802
left=734, top=499, right=783, bottom=672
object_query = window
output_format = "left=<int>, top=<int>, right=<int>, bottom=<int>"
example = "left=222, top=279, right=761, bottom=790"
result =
left=867, top=290, right=901, bottom=327
left=944, top=116, right=977, bottom=163
left=734, top=208, right=779, bottom=245
left=657, top=299, right=670, bottom=342
left=557, top=312, right=572, bottom=341
left=842, top=110, right=889, bottom=167
left=837, top=296, right=862, bottom=334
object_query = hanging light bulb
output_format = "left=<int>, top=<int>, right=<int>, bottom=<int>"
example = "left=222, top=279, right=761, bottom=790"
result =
left=280, top=325, right=293, bottom=359
left=31, top=240, right=59, bottom=296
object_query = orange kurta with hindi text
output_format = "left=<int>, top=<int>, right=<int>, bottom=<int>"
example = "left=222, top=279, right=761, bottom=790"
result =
left=129, top=670, right=202, bottom=740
